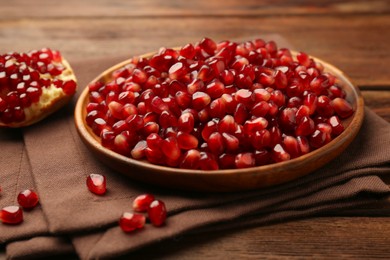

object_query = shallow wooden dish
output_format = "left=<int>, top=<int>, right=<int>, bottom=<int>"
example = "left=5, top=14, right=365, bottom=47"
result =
left=74, top=51, right=364, bottom=192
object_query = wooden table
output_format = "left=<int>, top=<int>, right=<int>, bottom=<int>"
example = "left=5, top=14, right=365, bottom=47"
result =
left=1, top=0, right=390, bottom=258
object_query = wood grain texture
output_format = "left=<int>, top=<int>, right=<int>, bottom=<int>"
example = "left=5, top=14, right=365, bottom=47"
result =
left=0, top=16, right=389, bottom=88
left=127, top=217, right=390, bottom=259
left=0, top=0, right=389, bottom=18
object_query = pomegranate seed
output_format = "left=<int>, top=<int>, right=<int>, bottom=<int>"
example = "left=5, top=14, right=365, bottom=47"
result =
left=178, top=112, right=195, bottom=133
left=235, top=153, right=255, bottom=168
left=207, top=132, right=224, bottom=155
left=234, top=103, right=249, bottom=125
left=331, top=98, right=354, bottom=118
left=192, top=92, right=211, bottom=110
left=133, top=194, right=155, bottom=212
left=180, top=43, right=196, bottom=59
left=254, top=149, right=271, bottom=166
left=177, top=131, right=199, bottom=150
left=328, top=115, right=344, bottom=136
left=309, top=130, right=327, bottom=148
left=199, top=37, right=217, bottom=55
left=222, top=133, right=239, bottom=152
left=17, top=189, right=39, bottom=209
left=297, top=136, right=310, bottom=154
left=272, top=144, right=291, bottom=162
left=169, top=62, right=188, bottom=80
left=161, top=136, right=181, bottom=161
left=199, top=152, right=219, bottom=170
left=131, top=140, right=147, bottom=159
left=86, top=174, right=106, bottom=195
left=316, top=96, right=334, bottom=117
left=295, top=116, right=315, bottom=136
left=283, top=136, right=300, bottom=158
left=252, top=129, right=271, bottom=149
left=62, top=80, right=77, bottom=95
left=148, top=200, right=167, bottom=227
left=1, top=206, right=23, bottom=225
left=119, top=212, right=146, bottom=232
left=180, top=149, right=201, bottom=169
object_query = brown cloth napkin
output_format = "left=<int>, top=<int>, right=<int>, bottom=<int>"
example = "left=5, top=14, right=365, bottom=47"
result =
left=1, top=35, right=390, bottom=259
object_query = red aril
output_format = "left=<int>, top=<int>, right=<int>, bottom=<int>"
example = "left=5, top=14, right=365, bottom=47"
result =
left=86, top=174, right=106, bottom=195
left=133, top=194, right=155, bottom=212
left=1, top=206, right=23, bottom=225
left=119, top=212, right=146, bottom=232
left=0, top=48, right=77, bottom=127
left=148, top=200, right=167, bottom=227
left=17, top=189, right=39, bottom=210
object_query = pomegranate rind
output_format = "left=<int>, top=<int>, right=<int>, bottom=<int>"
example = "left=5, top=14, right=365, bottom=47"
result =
left=0, top=59, right=77, bottom=128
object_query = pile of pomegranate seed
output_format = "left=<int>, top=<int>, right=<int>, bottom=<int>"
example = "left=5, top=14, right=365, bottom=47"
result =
left=120, top=194, right=167, bottom=232
left=0, top=48, right=77, bottom=127
left=85, top=37, right=354, bottom=170
left=1, top=189, right=40, bottom=225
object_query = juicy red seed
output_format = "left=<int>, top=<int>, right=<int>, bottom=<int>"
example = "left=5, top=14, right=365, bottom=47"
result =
left=0, top=97, right=7, bottom=112
left=316, top=96, right=334, bottom=117
left=220, top=69, right=235, bottom=85
left=207, top=132, right=224, bottom=155
left=272, top=144, right=291, bottom=162
left=178, top=112, right=195, bottom=133
left=199, top=152, right=219, bottom=170
left=119, top=212, right=146, bottom=232
left=252, top=129, right=271, bottom=149
left=331, top=98, right=354, bottom=118
left=199, top=37, right=217, bottom=55
left=180, top=149, right=201, bottom=169
left=309, top=130, right=327, bottom=148
left=235, top=89, right=253, bottom=105
left=162, top=136, right=181, bottom=160
left=254, top=149, right=271, bottom=166
left=180, top=43, right=196, bottom=59
left=244, top=117, right=268, bottom=135
left=295, top=116, right=315, bottom=136
left=169, top=62, right=188, bottom=80
left=17, top=189, right=39, bottom=209
left=148, top=200, right=167, bottom=227
left=201, top=120, right=218, bottom=141
left=218, top=115, right=236, bottom=134
left=283, top=136, right=300, bottom=158
left=177, top=131, right=199, bottom=150
left=91, top=118, right=108, bottom=136
left=133, top=194, right=155, bottom=212
left=235, top=153, right=255, bottom=168
left=251, top=101, right=270, bottom=117
left=234, top=103, right=249, bottom=125
left=328, top=115, right=345, bottom=136
left=1, top=206, right=23, bottom=225
left=206, top=81, right=225, bottom=99
left=146, top=133, right=163, bottom=150
left=131, top=140, right=147, bottom=159
left=62, top=80, right=77, bottom=95
left=86, top=174, right=106, bottom=195
left=192, top=92, right=211, bottom=110
left=222, top=133, right=239, bottom=152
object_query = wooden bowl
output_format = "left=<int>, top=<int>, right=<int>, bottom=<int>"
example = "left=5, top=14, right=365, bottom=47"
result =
left=74, top=51, right=364, bottom=192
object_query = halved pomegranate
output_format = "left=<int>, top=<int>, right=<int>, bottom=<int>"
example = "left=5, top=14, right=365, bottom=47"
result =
left=0, top=48, right=77, bottom=127
left=85, top=38, right=354, bottom=170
